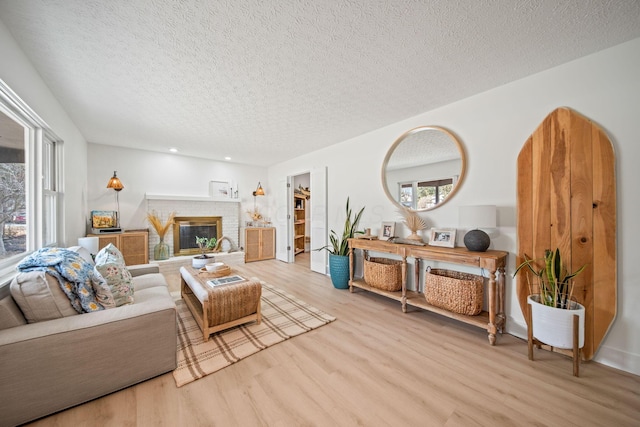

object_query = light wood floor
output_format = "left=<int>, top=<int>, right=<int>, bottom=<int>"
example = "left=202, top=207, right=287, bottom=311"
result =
left=28, top=255, right=640, bottom=426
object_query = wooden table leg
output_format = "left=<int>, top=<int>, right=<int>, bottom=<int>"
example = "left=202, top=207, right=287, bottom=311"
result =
left=527, top=303, right=534, bottom=360
left=348, top=248, right=354, bottom=293
left=415, top=258, right=421, bottom=294
left=496, top=267, right=506, bottom=333
left=401, top=253, right=407, bottom=313
left=573, top=314, right=580, bottom=377
left=487, top=268, right=497, bottom=345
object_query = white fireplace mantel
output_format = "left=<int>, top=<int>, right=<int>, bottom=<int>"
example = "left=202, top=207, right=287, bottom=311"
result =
left=145, top=193, right=241, bottom=203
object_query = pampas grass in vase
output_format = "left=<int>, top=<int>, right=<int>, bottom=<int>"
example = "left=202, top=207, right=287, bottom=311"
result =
left=398, top=208, right=427, bottom=241
left=147, top=211, right=175, bottom=260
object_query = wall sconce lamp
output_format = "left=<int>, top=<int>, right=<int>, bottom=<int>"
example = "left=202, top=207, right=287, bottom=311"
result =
left=252, top=182, right=265, bottom=212
left=252, top=182, right=265, bottom=197
left=459, top=205, right=496, bottom=252
left=106, top=171, right=124, bottom=228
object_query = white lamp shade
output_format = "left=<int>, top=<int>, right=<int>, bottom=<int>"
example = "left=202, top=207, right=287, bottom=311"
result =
left=77, top=236, right=99, bottom=254
left=459, top=205, right=496, bottom=229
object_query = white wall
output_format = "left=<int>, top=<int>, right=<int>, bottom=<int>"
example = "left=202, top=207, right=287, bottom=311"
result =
left=0, top=20, right=88, bottom=247
left=87, top=143, right=269, bottom=235
left=268, top=37, right=640, bottom=375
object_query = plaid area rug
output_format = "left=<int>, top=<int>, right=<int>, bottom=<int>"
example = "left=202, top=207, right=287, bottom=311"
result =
left=173, top=282, right=336, bottom=387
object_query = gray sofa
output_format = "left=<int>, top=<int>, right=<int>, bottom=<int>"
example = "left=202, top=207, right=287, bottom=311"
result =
left=0, top=262, right=177, bottom=427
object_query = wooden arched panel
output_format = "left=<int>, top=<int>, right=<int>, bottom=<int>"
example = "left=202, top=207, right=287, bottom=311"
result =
left=516, top=107, right=616, bottom=360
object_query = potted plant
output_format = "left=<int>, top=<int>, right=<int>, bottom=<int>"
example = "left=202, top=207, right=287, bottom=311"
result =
left=192, top=236, right=217, bottom=268
left=514, top=248, right=587, bottom=350
left=316, top=197, right=365, bottom=289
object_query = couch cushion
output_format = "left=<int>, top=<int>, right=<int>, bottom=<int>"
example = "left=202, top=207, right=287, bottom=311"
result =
left=9, top=271, right=79, bottom=323
left=132, top=273, right=168, bottom=292
left=94, top=244, right=134, bottom=307
left=0, top=283, right=27, bottom=330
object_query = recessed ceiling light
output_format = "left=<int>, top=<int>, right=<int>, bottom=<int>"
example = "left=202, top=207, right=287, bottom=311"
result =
left=224, top=156, right=231, bottom=161
left=169, top=148, right=178, bottom=153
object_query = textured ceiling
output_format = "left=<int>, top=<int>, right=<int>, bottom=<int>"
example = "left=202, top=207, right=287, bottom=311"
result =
left=0, top=0, right=639, bottom=166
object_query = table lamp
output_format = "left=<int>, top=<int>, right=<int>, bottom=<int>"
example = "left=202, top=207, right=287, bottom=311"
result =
left=77, top=236, right=100, bottom=259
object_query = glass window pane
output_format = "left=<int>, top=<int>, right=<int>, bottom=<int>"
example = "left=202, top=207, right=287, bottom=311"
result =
left=43, top=192, right=56, bottom=246
left=43, top=139, right=54, bottom=190
left=0, top=109, right=27, bottom=260
left=400, top=183, right=413, bottom=208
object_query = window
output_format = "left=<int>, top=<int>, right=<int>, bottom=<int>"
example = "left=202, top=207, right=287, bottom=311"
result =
left=0, top=79, right=63, bottom=269
left=399, top=178, right=454, bottom=210
left=417, top=178, right=453, bottom=210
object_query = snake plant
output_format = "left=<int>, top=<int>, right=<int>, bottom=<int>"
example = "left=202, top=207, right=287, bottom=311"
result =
left=514, top=248, right=587, bottom=309
left=316, top=197, right=365, bottom=256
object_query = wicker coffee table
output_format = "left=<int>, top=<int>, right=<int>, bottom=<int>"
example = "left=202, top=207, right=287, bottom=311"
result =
left=179, top=266, right=262, bottom=341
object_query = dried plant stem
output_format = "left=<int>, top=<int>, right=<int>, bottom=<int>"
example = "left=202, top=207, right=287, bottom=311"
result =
left=146, top=211, right=175, bottom=239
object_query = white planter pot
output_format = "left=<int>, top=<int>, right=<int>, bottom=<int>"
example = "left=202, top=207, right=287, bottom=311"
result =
left=192, top=255, right=214, bottom=269
left=528, top=295, right=585, bottom=349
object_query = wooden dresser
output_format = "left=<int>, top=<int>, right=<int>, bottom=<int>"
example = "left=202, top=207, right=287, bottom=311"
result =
left=348, top=238, right=507, bottom=345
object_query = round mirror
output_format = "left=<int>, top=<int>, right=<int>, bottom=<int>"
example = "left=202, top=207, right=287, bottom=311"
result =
left=381, top=126, right=466, bottom=211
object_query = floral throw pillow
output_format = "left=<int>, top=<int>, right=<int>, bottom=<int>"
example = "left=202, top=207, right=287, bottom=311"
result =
left=94, top=244, right=134, bottom=307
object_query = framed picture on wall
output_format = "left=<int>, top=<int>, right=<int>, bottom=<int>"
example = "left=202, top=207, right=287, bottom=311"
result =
left=380, top=221, right=396, bottom=241
left=209, top=180, right=231, bottom=199
left=429, top=228, right=456, bottom=248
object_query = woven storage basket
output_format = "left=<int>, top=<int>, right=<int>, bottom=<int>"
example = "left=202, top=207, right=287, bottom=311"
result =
left=364, top=257, right=402, bottom=291
left=424, top=268, right=484, bottom=315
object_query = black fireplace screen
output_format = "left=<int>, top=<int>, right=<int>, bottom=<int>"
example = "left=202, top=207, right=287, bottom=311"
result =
left=173, top=216, right=222, bottom=256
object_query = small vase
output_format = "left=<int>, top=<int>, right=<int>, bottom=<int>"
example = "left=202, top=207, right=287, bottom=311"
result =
left=153, top=239, right=170, bottom=260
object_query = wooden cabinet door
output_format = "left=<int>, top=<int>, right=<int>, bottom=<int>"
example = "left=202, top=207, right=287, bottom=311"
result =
left=261, top=228, right=275, bottom=260
left=120, top=232, right=149, bottom=266
left=245, top=228, right=275, bottom=262
left=245, top=228, right=261, bottom=262
left=96, top=234, right=119, bottom=250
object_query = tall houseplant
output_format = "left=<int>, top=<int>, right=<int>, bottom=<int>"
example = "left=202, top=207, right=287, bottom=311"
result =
left=316, top=198, right=365, bottom=289
left=514, top=248, right=588, bottom=363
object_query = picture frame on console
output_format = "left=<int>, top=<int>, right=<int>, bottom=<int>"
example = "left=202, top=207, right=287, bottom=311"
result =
left=380, top=221, right=395, bottom=241
left=429, top=228, right=456, bottom=248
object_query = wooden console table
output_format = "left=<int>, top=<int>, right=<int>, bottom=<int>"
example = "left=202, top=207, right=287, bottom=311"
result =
left=348, top=238, right=507, bottom=345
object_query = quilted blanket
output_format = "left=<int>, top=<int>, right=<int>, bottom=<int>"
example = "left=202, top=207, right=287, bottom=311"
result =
left=17, top=247, right=103, bottom=313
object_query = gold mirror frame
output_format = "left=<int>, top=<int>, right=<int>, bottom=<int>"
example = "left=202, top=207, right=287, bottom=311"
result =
left=381, top=126, right=467, bottom=211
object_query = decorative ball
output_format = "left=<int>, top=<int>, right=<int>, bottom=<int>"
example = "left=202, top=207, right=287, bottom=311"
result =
left=464, top=229, right=490, bottom=252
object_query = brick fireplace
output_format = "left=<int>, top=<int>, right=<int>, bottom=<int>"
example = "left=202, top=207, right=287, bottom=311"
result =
left=146, top=195, right=241, bottom=258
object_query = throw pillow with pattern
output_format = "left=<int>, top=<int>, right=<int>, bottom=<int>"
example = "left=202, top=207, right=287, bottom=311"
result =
left=94, top=244, right=134, bottom=307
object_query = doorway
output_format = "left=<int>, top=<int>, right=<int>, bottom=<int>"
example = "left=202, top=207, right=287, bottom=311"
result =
left=292, top=173, right=310, bottom=268
left=275, top=167, right=327, bottom=274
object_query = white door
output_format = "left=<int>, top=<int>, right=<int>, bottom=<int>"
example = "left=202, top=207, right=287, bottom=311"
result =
left=275, top=176, right=293, bottom=262
left=310, top=167, right=327, bottom=274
